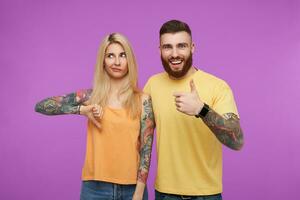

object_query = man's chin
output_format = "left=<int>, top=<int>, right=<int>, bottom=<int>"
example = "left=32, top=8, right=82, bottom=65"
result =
left=168, top=70, right=185, bottom=78
left=170, top=68, right=183, bottom=73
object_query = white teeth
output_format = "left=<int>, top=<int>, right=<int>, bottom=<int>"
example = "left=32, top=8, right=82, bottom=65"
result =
left=170, top=60, right=182, bottom=64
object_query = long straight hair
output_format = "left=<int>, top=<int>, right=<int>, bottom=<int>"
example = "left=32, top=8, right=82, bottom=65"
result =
left=89, top=33, right=141, bottom=118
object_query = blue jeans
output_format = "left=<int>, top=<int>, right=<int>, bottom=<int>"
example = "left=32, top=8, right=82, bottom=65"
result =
left=155, top=190, right=222, bottom=200
left=80, top=180, right=148, bottom=200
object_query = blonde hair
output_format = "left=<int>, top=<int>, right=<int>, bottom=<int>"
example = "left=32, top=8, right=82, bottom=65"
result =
left=89, top=33, right=141, bottom=118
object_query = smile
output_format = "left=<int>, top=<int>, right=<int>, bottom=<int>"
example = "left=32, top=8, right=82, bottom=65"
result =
left=169, top=59, right=183, bottom=65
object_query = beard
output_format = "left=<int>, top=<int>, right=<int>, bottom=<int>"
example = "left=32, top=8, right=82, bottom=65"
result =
left=161, top=53, right=193, bottom=79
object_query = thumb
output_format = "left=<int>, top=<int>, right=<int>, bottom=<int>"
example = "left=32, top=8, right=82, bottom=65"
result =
left=89, top=114, right=102, bottom=129
left=190, top=79, right=197, bottom=93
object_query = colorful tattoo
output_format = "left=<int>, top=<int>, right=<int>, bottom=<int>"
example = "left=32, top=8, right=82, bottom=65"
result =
left=202, top=110, right=244, bottom=150
left=137, top=96, right=155, bottom=183
left=35, top=89, right=92, bottom=115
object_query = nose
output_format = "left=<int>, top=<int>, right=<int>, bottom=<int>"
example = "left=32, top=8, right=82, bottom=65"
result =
left=171, top=48, right=178, bottom=58
left=114, top=56, right=120, bottom=66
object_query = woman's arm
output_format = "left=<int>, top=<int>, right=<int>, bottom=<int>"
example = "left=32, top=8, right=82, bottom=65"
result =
left=35, top=89, right=92, bottom=115
left=133, top=94, right=155, bottom=199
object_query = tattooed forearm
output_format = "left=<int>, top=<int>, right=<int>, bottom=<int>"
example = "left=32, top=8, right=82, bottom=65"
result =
left=202, top=110, right=244, bottom=150
left=137, top=96, right=155, bottom=184
left=35, top=89, right=92, bottom=115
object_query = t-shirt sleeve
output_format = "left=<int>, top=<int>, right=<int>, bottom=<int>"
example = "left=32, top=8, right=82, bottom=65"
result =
left=212, top=83, right=239, bottom=117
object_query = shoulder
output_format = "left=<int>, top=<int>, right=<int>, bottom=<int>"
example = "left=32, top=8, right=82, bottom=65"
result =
left=139, top=93, right=153, bottom=118
left=195, top=70, right=231, bottom=88
left=140, top=93, right=152, bottom=102
left=76, top=88, right=92, bottom=94
left=146, top=72, right=168, bottom=83
left=75, top=88, right=93, bottom=102
left=139, top=93, right=153, bottom=110
left=144, top=72, right=167, bottom=93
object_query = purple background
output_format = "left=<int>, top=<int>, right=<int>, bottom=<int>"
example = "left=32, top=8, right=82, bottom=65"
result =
left=1, top=0, right=299, bottom=199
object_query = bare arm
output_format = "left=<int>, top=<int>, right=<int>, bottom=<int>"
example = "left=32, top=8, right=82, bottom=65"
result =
left=133, top=94, right=155, bottom=199
left=202, top=110, right=244, bottom=150
left=35, top=89, right=92, bottom=115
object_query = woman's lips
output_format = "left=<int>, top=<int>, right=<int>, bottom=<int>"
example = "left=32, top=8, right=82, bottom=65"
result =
left=111, top=68, right=122, bottom=72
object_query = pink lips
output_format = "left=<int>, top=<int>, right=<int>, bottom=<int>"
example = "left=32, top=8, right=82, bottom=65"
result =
left=111, top=68, right=122, bottom=72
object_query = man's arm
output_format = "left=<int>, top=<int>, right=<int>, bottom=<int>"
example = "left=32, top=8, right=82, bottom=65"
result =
left=35, top=89, right=92, bottom=115
left=173, top=79, right=244, bottom=151
left=202, top=110, right=244, bottom=150
left=133, top=94, right=155, bottom=199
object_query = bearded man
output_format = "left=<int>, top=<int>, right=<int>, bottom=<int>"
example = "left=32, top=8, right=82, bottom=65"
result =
left=144, top=20, right=244, bottom=200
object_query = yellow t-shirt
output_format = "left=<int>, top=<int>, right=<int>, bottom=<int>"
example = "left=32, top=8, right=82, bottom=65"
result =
left=81, top=107, right=140, bottom=184
left=144, top=70, right=239, bottom=195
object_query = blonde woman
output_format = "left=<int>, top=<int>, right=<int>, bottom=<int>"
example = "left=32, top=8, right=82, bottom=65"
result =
left=35, top=33, right=154, bottom=200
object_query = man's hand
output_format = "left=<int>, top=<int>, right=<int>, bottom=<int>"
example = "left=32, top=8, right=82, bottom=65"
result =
left=80, top=104, right=103, bottom=128
left=173, top=79, right=204, bottom=116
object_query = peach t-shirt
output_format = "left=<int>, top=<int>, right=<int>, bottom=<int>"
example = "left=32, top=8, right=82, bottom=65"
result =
left=82, top=107, right=140, bottom=184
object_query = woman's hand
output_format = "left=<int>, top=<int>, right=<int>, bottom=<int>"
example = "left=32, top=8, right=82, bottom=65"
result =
left=132, top=181, right=145, bottom=200
left=132, top=193, right=143, bottom=200
left=80, top=104, right=103, bottom=128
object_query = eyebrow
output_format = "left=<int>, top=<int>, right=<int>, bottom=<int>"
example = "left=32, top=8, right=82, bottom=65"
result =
left=161, top=44, right=172, bottom=48
left=105, top=51, right=126, bottom=55
left=161, top=43, right=189, bottom=47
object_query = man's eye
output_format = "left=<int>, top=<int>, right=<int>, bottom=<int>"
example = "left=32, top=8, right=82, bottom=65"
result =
left=163, top=46, right=172, bottom=50
left=178, top=44, right=187, bottom=49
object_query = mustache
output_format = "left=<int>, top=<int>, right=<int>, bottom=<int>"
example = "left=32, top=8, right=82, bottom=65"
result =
left=169, top=56, right=183, bottom=60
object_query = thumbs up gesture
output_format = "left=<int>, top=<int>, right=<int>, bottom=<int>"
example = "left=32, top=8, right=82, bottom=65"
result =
left=173, top=79, right=204, bottom=116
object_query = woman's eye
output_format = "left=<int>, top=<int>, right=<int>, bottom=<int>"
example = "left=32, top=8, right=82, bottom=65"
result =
left=107, top=54, right=114, bottom=58
left=120, top=53, right=126, bottom=57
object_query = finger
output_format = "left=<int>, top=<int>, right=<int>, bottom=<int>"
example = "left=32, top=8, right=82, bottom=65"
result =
left=99, top=108, right=104, bottom=119
left=175, top=97, right=182, bottom=103
left=176, top=106, right=183, bottom=113
left=92, top=104, right=98, bottom=112
left=190, top=79, right=196, bottom=93
left=173, top=92, right=185, bottom=97
left=175, top=101, right=183, bottom=108
left=93, top=112, right=101, bottom=118
left=90, top=115, right=101, bottom=129
left=92, top=110, right=99, bottom=117
left=93, top=105, right=101, bottom=115
left=93, top=105, right=103, bottom=118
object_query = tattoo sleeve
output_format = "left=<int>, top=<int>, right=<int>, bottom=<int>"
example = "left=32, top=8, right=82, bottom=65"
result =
left=137, top=95, right=155, bottom=184
left=35, top=89, right=92, bottom=115
left=202, top=110, right=244, bottom=150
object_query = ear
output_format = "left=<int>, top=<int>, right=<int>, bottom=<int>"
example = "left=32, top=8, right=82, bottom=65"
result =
left=191, top=42, right=195, bottom=54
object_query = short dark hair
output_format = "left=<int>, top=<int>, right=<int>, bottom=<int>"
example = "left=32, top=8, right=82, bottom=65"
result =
left=159, top=20, right=192, bottom=37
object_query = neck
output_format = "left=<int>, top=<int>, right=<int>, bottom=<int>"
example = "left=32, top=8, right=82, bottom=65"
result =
left=169, top=66, right=197, bottom=80
left=107, top=77, right=130, bottom=108
left=110, top=77, right=127, bottom=94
